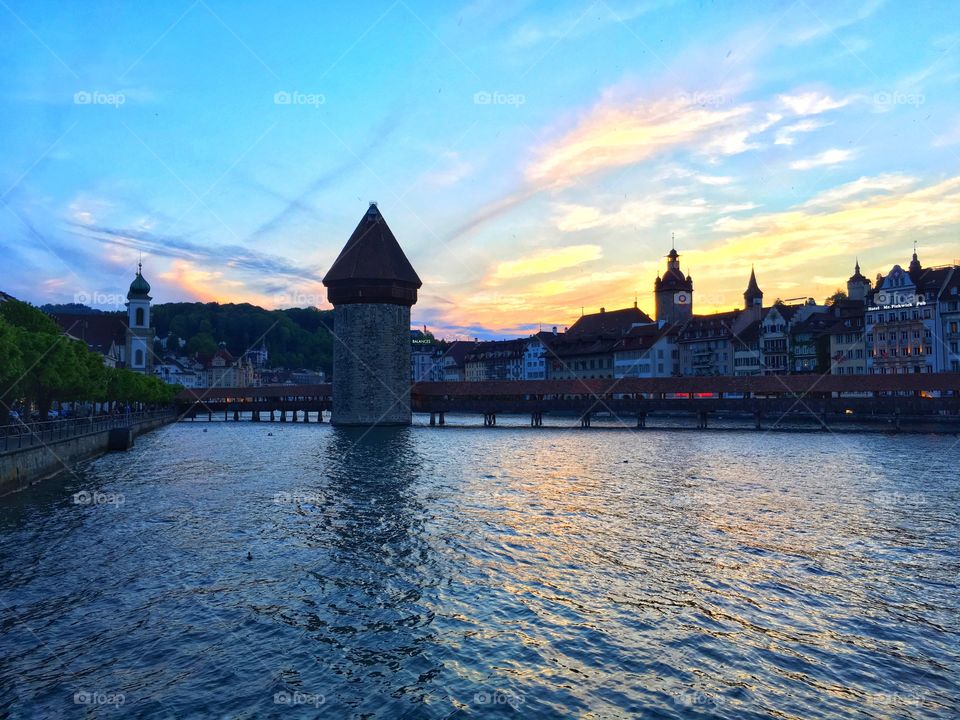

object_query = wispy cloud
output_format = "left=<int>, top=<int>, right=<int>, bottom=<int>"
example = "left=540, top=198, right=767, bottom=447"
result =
left=775, top=118, right=830, bottom=145
left=778, top=91, right=851, bottom=116
left=488, top=244, right=603, bottom=283
left=789, top=148, right=853, bottom=170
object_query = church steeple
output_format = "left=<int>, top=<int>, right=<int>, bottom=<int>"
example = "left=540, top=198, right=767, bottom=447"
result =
left=908, top=242, right=922, bottom=277
left=744, top=266, right=763, bottom=309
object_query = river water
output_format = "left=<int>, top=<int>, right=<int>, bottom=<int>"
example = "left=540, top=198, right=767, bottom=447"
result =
left=1, top=420, right=958, bottom=718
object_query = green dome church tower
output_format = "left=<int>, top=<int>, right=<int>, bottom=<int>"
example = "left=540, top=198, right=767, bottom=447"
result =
left=125, top=262, right=155, bottom=373
left=322, top=203, right=422, bottom=426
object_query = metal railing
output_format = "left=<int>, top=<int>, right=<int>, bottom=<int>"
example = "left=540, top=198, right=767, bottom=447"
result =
left=0, top=410, right=175, bottom=455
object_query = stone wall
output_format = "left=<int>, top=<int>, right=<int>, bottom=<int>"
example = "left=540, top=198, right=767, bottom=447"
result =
left=0, top=416, right=172, bottom=496
left=332, top=303, right=411, bottom=425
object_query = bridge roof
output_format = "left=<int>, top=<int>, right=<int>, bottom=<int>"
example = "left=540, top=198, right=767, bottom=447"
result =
left=176, top=373, right=960, bottom=403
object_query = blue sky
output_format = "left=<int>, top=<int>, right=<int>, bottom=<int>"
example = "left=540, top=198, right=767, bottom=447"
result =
left=1, top=0, right=959, bottom=338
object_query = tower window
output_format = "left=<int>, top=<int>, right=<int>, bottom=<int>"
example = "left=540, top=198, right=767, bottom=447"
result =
left=135, top=307, right=145, bottom=326
left=135, top=349, right=144, bottom=367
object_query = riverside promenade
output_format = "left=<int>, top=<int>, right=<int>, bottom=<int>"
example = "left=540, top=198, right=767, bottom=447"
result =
left=0, top=411, right=176, bottom=495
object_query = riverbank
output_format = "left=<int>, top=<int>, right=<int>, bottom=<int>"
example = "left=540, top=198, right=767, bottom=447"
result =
left=0, top=412, right=176, bottom=496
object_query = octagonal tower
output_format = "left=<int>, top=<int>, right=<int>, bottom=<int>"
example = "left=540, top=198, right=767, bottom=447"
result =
left=322, top=203, right=422, bottom=426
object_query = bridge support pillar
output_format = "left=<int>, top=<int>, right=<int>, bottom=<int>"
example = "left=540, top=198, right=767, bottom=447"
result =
left=233, top=409, right=239, bottom=421
left=754, top=411, right=762, bottom=430
left=531, top=412, right=542, bottom=427
left=439, top=412, right=445, bottom=426
left=637, top=413, right=646, bottom=428
left=280, top=410, right=286, bottom=423
left=820, top=411, right=828, bottom=431
left=581, top=413, right=591, bottom=428
left=269, top=410, right=275, bottom=422
left=894, top=409, right=901, bottom=432
left=483, top=413, right=497, bottom=427
left=430, top=412, right=436, bottom=426
left=697, top=411, right=708, bottom=429
left=292, top=410, right=299, bottom=423
left=318, top=410, right=324, bottom=423
left=208, top=411, right=212, bottom=422
left=224, top=410, right=228, bottom=421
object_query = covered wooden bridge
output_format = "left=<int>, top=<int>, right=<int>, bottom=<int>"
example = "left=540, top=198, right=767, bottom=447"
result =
left=176, top=374, right=960, bottom=429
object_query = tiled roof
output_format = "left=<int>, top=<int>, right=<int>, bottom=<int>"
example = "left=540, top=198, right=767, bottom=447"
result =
left=566, top=306, right=653, bottom=337
left=323, top=204, right=421, bottom=289
left=49, top=312, right=126, bottom=355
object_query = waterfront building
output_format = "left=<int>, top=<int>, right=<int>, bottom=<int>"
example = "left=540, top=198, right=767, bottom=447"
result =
left=439, top=340, right=473, bottom=382
left=411, top=330, right=443, bottom=382
left=464, top=338, right=526, bottom=381
left=612, top=323, right=681, bottom=378
left=732, top=322, right=762, bottom=376
left=789, top=312, right=834, bottom=373
left=939, top=271, right=960, bottom=372
left=550, top=305, right=653, bottom=380
left=732, top=269, right=765, bottom=376
left=678, top=311, right=740, bottom=376
left=864, top=250, right=955, bottom=374
left=654, top=246, right=694, bottom=324
left=523, top=330, right=560, bottom=380
left=828, top=314, right=867, bottom=375
left=322, top=203, right=422, bottom=425
left=758, top=300, right=828, bottom=375
left=197, top=347, right=255, bottom=388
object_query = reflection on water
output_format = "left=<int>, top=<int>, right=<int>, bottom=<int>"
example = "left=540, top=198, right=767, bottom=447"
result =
left=0, top=422, right=958, bottom=718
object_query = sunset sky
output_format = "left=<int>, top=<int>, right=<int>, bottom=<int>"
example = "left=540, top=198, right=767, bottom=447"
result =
left=2, top=0, right=959, bottom=338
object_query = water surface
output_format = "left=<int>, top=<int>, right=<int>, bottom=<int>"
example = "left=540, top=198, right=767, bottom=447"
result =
left=1, top=421, right=958, bottom=718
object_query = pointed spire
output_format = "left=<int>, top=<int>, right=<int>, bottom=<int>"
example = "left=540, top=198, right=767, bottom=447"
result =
left=323, top=204, right=422, bottom=306
left=744, top=265, right=763, bottom=308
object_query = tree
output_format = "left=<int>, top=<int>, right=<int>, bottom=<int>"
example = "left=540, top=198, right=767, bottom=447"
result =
left=825, top=289, right=847, bottom=306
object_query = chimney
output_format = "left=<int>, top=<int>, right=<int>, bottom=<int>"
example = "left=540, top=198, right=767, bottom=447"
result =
left=600, top=307, right=606, bottom=313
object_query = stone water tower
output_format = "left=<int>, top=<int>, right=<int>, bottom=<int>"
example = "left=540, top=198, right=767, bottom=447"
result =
left=322, top=203, right=422, bottom=426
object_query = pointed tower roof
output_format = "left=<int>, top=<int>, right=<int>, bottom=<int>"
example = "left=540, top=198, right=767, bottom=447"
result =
left=744, top=266, right=763, bottom=303
left=848, top=258, right=868, bottom=284
left=323, top=203, right=422, bottom=306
